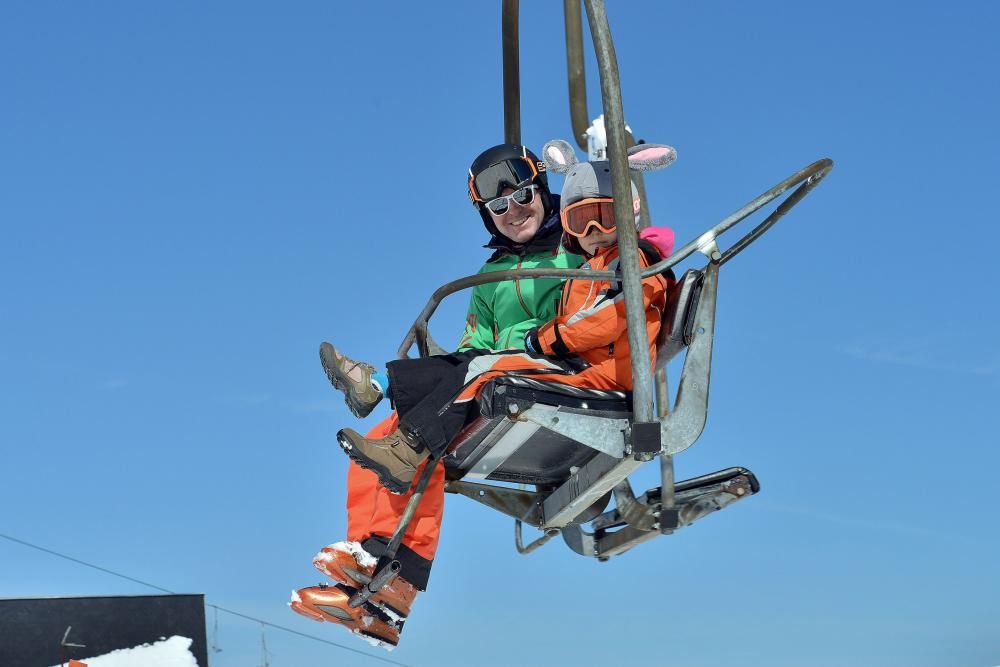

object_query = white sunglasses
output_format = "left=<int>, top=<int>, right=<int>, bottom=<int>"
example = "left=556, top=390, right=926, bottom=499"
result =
left=484, top=185, right=538, bottom=216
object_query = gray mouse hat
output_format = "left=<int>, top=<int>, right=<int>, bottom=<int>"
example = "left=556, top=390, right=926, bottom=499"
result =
left=541, top=139, right=677, bottom=208
left=560, top=160, right=638, bottom=206
left=540, top=139, right=677, bottom=253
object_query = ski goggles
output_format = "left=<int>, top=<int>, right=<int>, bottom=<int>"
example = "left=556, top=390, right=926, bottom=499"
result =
left=483, top=185, right=538, bottom=216
left=469, top=155, right=539, bottom=204
left=560, top=198, right=618, bottom=238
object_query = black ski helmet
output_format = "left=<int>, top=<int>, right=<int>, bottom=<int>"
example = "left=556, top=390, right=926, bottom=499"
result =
left=468, top=143, right=554, bottom=237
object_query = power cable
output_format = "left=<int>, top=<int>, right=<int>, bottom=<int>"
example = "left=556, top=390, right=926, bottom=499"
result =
left=0, top=532, right=412, bottom=667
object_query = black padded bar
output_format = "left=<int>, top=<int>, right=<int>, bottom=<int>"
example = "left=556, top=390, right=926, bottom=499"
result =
left=657, top=268, right=703, bottom=368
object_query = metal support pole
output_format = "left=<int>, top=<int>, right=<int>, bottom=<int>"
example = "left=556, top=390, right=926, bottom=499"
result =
left=502, top=0, right=521, bottom=145
left=658, top=453, right=676, bottom=532
left=655, top=368, right=670, bottom=418
left=583, top=0, right=655, bottom=426
left=515, top=521, right=561, bottom=554
left=655, top=367, right=675, bottom=518
left=565, top=0, right=651, bottom=226
left=564, top=0, right=589, bottom=149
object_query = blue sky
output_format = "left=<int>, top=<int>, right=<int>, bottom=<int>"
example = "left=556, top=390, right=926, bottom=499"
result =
left=2, top=2, right=998, bottom=666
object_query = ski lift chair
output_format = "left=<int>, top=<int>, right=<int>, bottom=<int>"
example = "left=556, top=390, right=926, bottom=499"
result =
left=344, top=0, right=832, bottom=613
left=347, top=158, right=832, bottom=608
left=443, top=259, right=753, bottom=559
left=420, top=158, right=829, bottom=551
left=442, top=156, right=834, bottom=559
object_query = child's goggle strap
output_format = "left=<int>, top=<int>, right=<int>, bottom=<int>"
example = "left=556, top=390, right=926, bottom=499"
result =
left=560, top=198, right=617, bottom=238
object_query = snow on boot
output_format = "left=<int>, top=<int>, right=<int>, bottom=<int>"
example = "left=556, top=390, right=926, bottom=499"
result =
left=319, top=342, right=382, bottom=418
left=336, top=427, right=429, bottom=494
left=290, top=584, right=400, bottom=649
left=312, top=542, right=419, bottom=619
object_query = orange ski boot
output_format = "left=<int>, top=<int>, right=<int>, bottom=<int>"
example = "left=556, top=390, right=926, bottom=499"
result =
left=312, top=542, right=418, bottom=620
left=289, top=583, right=400, bottom=649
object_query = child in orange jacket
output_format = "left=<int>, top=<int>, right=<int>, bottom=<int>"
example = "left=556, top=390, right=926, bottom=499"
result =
left=291, top=139, right=677, bottom=648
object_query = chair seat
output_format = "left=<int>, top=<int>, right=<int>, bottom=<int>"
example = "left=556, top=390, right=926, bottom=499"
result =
left=477, top=375, right=631, bottom=418
left=443, top=376, right=633, bottom=485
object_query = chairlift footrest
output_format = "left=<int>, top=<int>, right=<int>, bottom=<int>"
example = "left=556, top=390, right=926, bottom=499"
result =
left=562, top=466, right=759, bottom=559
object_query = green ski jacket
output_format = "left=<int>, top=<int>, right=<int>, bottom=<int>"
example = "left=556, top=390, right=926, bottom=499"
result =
left=458, top=225, right=583, bottom=352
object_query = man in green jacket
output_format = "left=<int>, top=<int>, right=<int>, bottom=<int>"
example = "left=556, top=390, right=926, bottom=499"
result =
left=459, top=143, right=583, bottom=351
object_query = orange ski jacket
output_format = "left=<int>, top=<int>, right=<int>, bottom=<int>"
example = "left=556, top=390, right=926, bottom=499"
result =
left=527, top=243, right=669, bottom=391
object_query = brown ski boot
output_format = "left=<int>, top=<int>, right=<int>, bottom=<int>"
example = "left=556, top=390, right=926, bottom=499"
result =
left=336, top=427, right=429, bottom=494
left=319, top=342, right=383, bottom=418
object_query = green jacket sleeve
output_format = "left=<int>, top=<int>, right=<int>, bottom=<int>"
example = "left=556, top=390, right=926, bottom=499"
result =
left=457, top=282, right=496, bottom=352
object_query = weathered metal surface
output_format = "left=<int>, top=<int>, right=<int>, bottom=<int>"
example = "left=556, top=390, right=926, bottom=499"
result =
left=565, top=0, right=650, bottom=226
left=446, top=479, right=544, bottom=526
left=517, top=405, right=628, bottom=457
left=564, top=0, right=589, bottom=149
left=611, top=479, right=657, bottom=531
left=640, top=158, right=834, bottom=279
left=564, top=469, right=759, bottom=558
left=584, top=0, right=655, bottom=426
left=542, top=453, right=643, bottom=529
left=515, top=522, right=561, bottom=554
left=661, top=259, right=718, bottom=455
left=502, top=0, right=521, bottom=145
left=462, top=418, right=543, bottom=481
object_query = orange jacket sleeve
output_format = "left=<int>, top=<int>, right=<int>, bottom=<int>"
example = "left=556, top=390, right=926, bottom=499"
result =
left=532, top=273, right=666, bottom=357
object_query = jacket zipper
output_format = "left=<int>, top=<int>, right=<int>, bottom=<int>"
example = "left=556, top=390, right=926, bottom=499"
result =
left=513, top=257, right=532, bottom=318
left=560, top=278, right=573, bottom=315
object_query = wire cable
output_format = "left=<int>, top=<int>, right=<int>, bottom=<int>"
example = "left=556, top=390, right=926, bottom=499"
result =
left=0, top=532, right=413, bottom=667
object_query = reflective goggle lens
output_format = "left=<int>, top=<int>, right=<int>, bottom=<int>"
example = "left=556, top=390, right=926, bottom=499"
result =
left=561, top=198, right=617, bottom=238
left=485, top=185, right=537, bottom=216
left=471, top=157, right=537, bottom=202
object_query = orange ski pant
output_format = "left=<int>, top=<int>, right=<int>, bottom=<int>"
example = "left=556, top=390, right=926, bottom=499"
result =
left=345, top=411, right=445, bottom=563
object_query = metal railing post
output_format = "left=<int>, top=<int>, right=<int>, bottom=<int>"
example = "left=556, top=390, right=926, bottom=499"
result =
left=657, top=366, right=676, bottom=526
left=564, top=0, right=651, bottom=227
left=583, top=0, right=655, bottom=425
left=564, top=0, right=589, bottom=149
left=502, top=0, right=521, bottom=145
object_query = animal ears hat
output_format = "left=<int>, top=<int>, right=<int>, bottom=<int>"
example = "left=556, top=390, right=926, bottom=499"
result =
left=540, top=139, right=677, bottom=253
